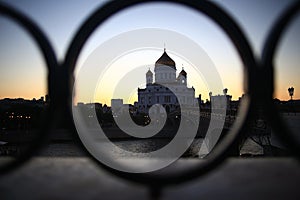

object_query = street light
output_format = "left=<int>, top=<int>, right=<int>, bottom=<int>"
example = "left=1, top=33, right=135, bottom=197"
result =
left=288, top=87, right=294, bottom=100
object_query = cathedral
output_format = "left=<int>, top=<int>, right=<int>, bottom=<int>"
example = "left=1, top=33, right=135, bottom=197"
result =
left=137, top=48, right=197, bottom=114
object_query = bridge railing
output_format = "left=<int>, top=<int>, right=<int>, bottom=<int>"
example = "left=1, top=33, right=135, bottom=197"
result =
left=0, top=0, right=299, bottom=198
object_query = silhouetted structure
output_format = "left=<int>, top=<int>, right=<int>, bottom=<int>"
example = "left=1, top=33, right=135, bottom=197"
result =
left=137, top=48, right=197, bottom=114
left=288, top=87, right=294, bottom=100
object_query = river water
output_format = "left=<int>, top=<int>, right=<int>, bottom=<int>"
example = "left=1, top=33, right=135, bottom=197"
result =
left=37, top=138, right=204, bottom=158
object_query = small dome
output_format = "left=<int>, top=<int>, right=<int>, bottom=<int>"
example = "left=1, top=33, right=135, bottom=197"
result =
left=179, top=68, right=187, bottom=78
left=155, top=49, right=176, bottom=70
left=146, top=69, right=153, bottom=76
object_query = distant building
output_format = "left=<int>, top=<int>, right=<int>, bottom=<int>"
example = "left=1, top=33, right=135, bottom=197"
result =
left=45, top=94, right=50, bottom=103
left=137, top=49, right=197, bottom=113
left=111, top=99, right=123, bottom=110
left=102, top=104, right=110, bottom=113
left=210, top=94, right=232, bottom=111
left=111, top=99, right=124, bottom=116
left=77, top=102, right=84, bottom=107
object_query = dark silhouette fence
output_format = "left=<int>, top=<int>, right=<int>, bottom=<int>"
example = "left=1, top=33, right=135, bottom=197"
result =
left=0, top=0, right=299, bottom=198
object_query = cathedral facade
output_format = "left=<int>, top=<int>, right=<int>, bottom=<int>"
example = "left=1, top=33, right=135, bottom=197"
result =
left=137, top=49, right=196, bottom=114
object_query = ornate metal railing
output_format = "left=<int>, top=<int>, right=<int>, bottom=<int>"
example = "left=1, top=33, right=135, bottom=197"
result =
left=0, top=0, right=299, bottom=198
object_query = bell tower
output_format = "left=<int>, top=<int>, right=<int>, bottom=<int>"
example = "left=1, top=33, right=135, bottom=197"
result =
left=178, top=67, right=187, bottom=86
left=146, top=68, right=153, bottom=85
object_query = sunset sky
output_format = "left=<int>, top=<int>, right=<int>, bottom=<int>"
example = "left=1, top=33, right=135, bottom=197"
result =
left=0, top=0, right=299, bottom=104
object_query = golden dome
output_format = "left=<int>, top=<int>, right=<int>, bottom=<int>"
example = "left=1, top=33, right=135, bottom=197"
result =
left=155, top=49, right=176, bottom=70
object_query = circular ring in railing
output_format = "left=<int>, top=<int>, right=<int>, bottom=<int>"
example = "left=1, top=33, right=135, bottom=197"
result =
left=0, top=3, right=57, bottom=174
left=66, top=0, right=257, bottom=186
left=261, top=1, right=300, bottom=157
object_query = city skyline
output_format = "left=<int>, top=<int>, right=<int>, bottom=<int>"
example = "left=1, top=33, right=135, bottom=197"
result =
left=0, top=0, right=299, bottom=103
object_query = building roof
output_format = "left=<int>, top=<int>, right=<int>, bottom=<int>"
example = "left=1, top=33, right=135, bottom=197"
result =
left=146, top=69, right=153, bottom=76
left=179, top=68, right=187, bottom=78
left=155, top=48, right=176, bottom=70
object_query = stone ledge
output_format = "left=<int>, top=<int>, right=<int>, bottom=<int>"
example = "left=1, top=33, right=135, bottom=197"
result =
left=0, top=157, right=299, bottom=200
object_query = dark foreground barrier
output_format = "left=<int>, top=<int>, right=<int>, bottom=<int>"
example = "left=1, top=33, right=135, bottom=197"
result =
left=0, top=0, right=299, bottom=199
